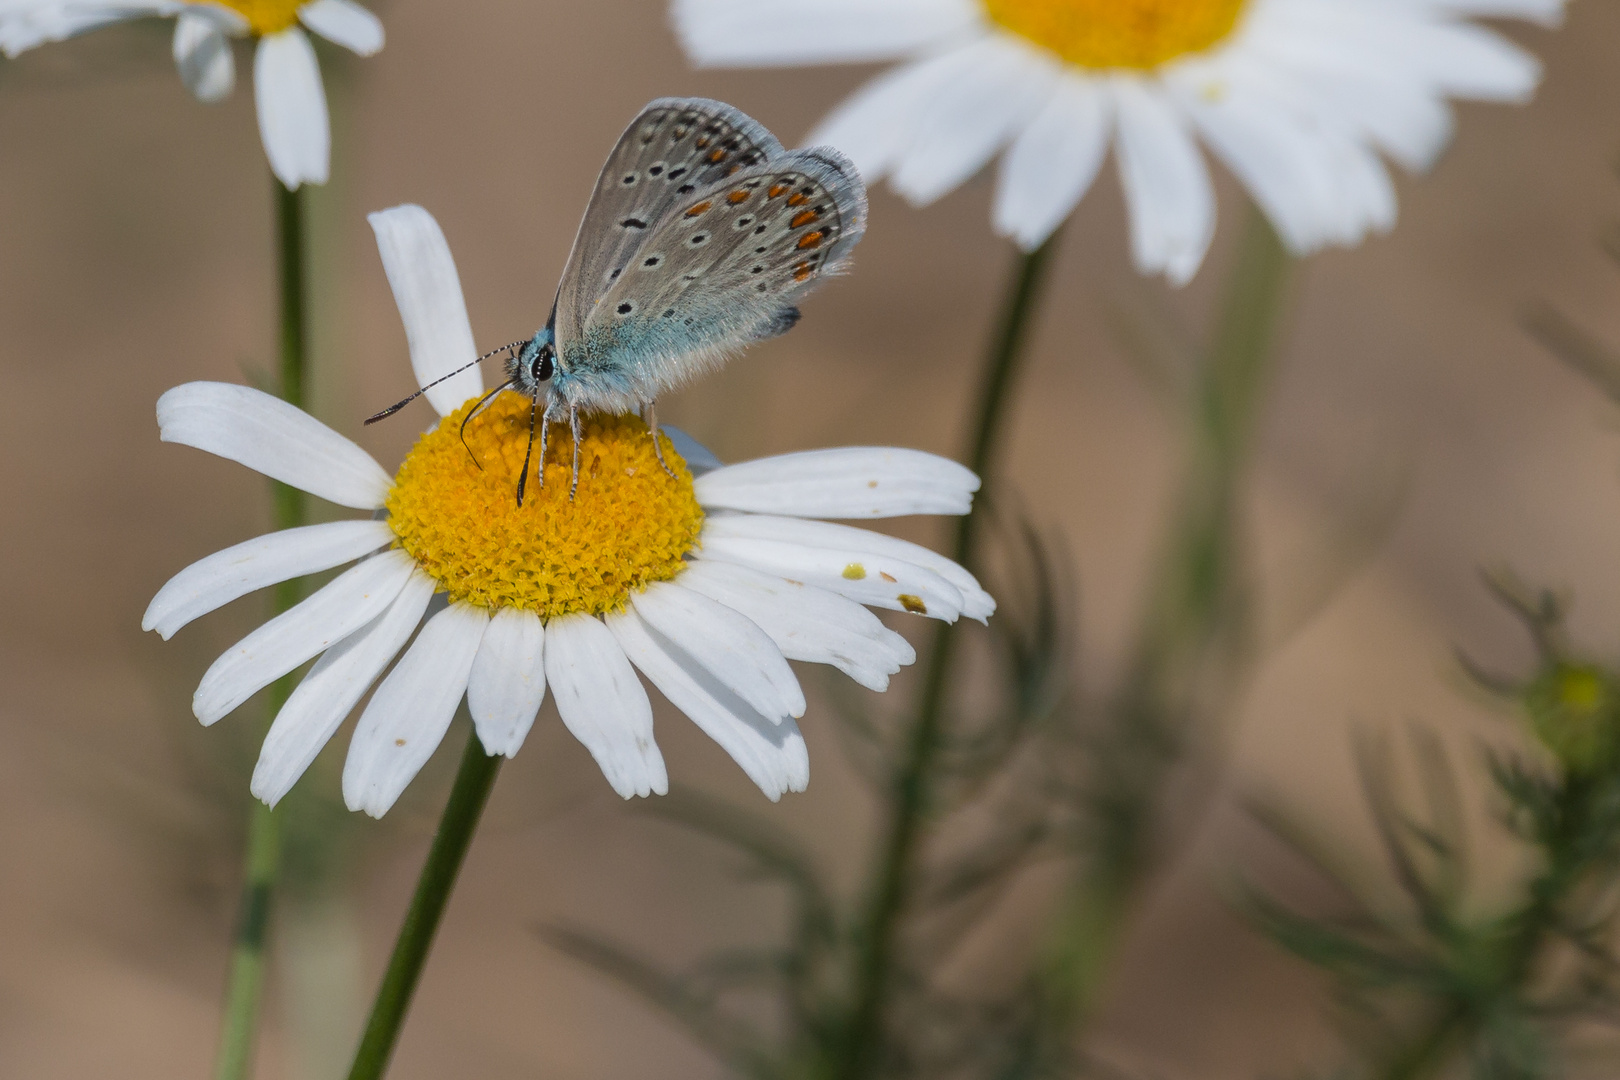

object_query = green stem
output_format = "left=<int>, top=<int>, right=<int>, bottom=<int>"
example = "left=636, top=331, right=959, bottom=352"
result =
left=346, top=730, right=503, bottom=1080
left=834, top=236, right=1060, bottom=1080
left=212, top=178, right=310, bottom=1080
left=1035, top=208, right=1293, bottom=1062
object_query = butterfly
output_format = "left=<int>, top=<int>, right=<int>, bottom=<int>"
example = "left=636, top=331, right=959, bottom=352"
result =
left=371, top=97, right=868, bottom=503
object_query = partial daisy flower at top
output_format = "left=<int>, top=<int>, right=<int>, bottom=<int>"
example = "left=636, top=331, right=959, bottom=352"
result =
left=673, top=0, right=1563, bottom=283
left=142, top=203, right=992, bottom=817
left=0, top=0, right=383, bottom=188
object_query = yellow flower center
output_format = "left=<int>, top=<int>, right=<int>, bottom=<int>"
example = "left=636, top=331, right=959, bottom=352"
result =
left=385, top=397, right=704, bottom=618
left=983, top=0, right=1247, bottom=70
left=193, top=0, right=303, bottom=36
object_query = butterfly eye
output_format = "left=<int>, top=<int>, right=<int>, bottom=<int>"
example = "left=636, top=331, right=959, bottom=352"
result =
left=532, top=346, right=555, bottom=383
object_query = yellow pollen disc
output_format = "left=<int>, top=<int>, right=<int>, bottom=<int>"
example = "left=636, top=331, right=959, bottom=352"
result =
left=193, top=0, right=304, bottom=36
left=386, top=398, right=705, bottom=619
left=983, top=0, right=1247, bottom=70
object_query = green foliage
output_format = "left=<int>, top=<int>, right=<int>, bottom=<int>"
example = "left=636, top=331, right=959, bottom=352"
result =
left=1244, top=578, right=1620, bottom=1080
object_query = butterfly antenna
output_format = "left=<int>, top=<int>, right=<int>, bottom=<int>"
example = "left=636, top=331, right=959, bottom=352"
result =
left=364, top=340, right=525, bottom=425
left=457, top=379, right=514, bottom=471
left=515, top=395, right=538, bottom=507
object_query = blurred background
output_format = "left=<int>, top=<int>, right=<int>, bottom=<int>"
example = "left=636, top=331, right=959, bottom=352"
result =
left=2, top=1, right=1620, bottom=1076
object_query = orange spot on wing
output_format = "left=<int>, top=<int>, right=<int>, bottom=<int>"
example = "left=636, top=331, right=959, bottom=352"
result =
left=787, top=192, right=810, bottom=206
left=796, top=231, right=824, bottom=250
left=708, top=148, right=726, bottom=162
left=695, top=135, right=711, bottom=148
left=791, top=209, right=819, bottom=228
left=768, top=183, right=789, bottom=198
left=793, top=262, right=813, bottom=282
left=728, top=189, right=751, bottom=204
left=684, top=201, right=712, bottom=217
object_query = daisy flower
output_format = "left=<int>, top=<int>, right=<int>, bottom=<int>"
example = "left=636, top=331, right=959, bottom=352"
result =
left=0, top=0, right=383, bottom=188
left=142, top=203, right=993, bottom=817
left=673, top=0, right=1562, bottom=283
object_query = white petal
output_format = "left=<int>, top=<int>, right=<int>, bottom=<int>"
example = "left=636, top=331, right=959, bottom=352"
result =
left=696, top=447, right=977, bottom=519
left=342, top=601, right=489, bottom=817
left=367, top=205, right=482, bottom=416
left=696, top=535, right=960, bottom=623
left=156, top=382, right=392, bottom=509
left=888, top=35, right=1059, bottom=207
left=678, top=559, right=914, bottom=692
left=807, top=44, right=985, bottom=181
left=700, top=514, right=994, bottom=622
left=254, top=28, right=329, bottom=189
left=144, top=519, right=393, bottom=640
left=631, top=581, right=805, bottom=721
left=672, top=0, right=978, bottom=67
left=193, top=550, right=415, bottom=725
left=993, top=74, right=1110, bottom=251
left=543, top=613, right=667, bottom=799
left=662, top=425, right=723, bottom=478
left=173, top=11, right=234, bottom=103
left=0, top=0, right=180, bottom=56
left=466, top=607, right=545, bottom=757
left=298, top=0, right=382, bottom=55
left=1111, top=78, right=1215, bottom=286
left=250, top=569, right=434, bottom=808
left=606, top=607, right=809, bottom=801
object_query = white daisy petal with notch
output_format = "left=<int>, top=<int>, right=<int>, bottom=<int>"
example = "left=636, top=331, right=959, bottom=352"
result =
left=701, top=514, right=994, bottom=622
left=696, top=533, right=964, bottom=623
left=173, top=10, right=235, bottom=102
left=631, top=581, right=805, bottom=722
left=157, top=382, right=393, bottom=509
left=194, top=550, right=415, bottom=726
left=144, top=520, right=394, bottom=639
left=544, top=613, right=667, bottom=799
left=342, top=601, right=489, bottom=817
left=254, top=27, right=329, bottom=188
left=1111, top=77, right=1216, bottom=286
left=251, top=570, right=435, bottom=808
left=673, top=0, right=978, bottom=67
left=695, top=447, right=977, bottom=518
left=607, top=607, right=809, bottom=801
left=1398, top=20, right=1542, bottom=102
left=298, top=0, right=382, bottom=55
left=367, top=205, right=483, bottom=416
left=466, top=607, right=546, bottom=757
left=807, top=45, right=985, bottom=180
left=678, top=559, right=914, bottom=692
left=889, top=35, right=1059, bottom=207
left=994, top=73, right=1111, bottom=251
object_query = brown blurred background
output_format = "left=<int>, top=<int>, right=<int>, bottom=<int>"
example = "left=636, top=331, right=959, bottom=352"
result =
left=2, top=1, right=1619, bottom=1076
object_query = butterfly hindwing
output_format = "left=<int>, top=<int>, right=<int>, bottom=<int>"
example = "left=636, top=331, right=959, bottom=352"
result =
left=553, top=97, right=784, bottom=351
left=561, top=147, right=867, bottom=408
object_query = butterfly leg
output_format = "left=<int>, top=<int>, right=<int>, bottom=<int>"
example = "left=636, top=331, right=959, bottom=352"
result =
left=643, top=400, right=677, bottom=479
left=568, top=405, right=584, bottom=501
left=515, top=395, right=539, bottom=507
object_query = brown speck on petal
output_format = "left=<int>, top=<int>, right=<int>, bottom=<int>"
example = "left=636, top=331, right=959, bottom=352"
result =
left=898, top=594, right=927, bottom=615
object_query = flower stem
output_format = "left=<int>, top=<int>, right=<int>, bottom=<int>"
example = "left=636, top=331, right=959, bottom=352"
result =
left=346, top=730, right=502, bottom=1080
left=213, top=178, right=310, bottom=1080
left=835, top=236, right=1060, bottom=1079
left=1034, top=206, right=1292, bottom=1062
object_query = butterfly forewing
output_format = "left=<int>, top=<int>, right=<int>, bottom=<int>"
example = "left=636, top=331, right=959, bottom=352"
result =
left=565, top=148, right=867, bottom=407
left=553, top=97, right=783, bottom=348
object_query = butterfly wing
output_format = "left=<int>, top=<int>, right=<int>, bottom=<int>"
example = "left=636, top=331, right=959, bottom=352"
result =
left=557, top=147, right=867, bottom=411
left=553, top=98, right=784, bottom=351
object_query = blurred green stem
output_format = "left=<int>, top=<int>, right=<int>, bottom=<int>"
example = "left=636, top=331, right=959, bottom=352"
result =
left=1036, top=207, right=1292, bottom=1062
left=835, top=236, right=1060, bottom=1079
left=346, top=731, right=502, bottom=1080
left=214, top=178, right=310, bottom=1080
